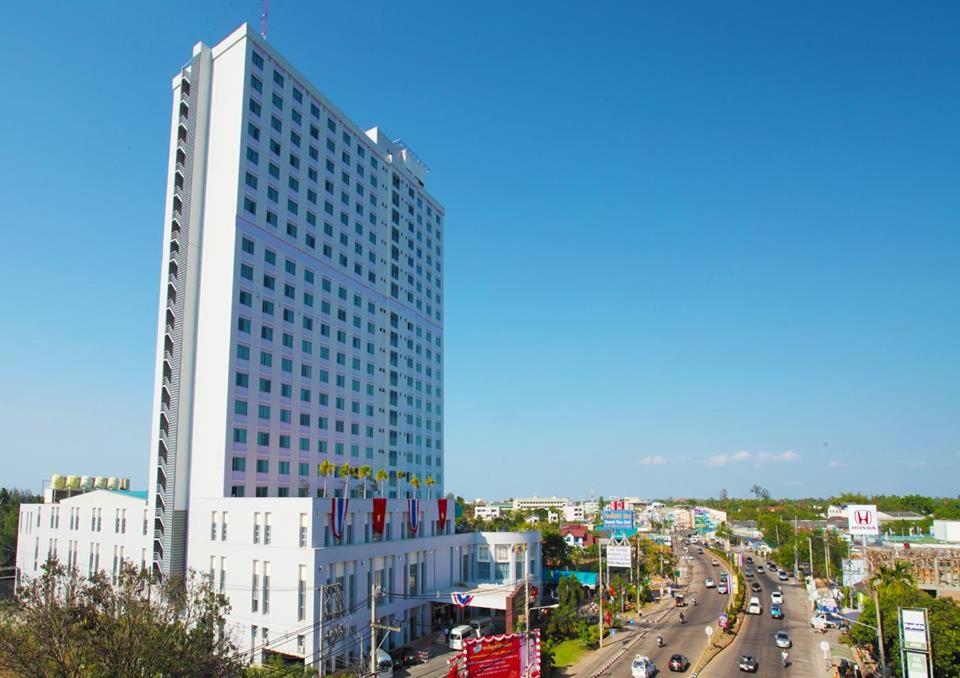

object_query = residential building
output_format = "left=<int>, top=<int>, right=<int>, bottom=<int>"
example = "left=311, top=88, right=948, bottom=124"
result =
left=559, top=524, right=595, bottom=549
left=17, top=23, right=537, bottom=673
left=474, top=504, right=503, bottom=521
left=562, top=504, right=585, bottom=523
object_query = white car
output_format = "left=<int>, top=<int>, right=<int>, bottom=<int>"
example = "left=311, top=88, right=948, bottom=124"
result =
left=775, top=631, right=792, bottom=648
left=771, top=591, right=783, bottom=605
left=631, top=655, right=656, bottom=678
left=705, top=577, right=716, bottom=588
left=748, top=597, right=762, bottom=615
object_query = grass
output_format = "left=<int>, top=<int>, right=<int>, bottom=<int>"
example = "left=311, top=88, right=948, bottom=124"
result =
left=551, top=639, right=586, bottom=668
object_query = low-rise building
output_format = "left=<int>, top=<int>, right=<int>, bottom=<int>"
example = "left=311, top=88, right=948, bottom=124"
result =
left=512, top=496, right=570, bottom=512
left=562, top=504, right=586, bottom=523
left=559, top=524, right=595, bottom=549
left=474, top=504, right=503, bottom=521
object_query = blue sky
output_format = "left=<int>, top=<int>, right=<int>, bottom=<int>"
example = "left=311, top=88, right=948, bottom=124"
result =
left=1, top=2, right=957, bottom=500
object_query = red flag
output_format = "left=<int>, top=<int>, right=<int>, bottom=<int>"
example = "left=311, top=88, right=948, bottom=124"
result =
left=437, top=498, right=449, bottom=525
left=372, top=498, right=387, bottom=535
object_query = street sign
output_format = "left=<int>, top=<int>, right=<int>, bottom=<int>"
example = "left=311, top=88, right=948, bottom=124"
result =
left=847, top=504, right=879, bottom=536
left=904, top=651, right=931, bottom=678
left=719, top=612, right=729, bottom=629
left=602, top=509, right=634, bottom=530
left=900, top=608, right=930, bottom=652
left=820, top=640, right=831, bottom=652
left=705, top=626, right=714, bottom=637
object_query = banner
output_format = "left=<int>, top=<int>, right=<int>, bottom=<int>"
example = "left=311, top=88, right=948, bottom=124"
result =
left=372, top=498, right=387, bottom=535
left=452, top=592, right=475, bottom=607
left=438, top=498, right=449, bottom=526
left=453, top=631, right=541, bottom=678
left=330, top=497, right=349, bottom=540
left=408, top=498, right=421, bottom=534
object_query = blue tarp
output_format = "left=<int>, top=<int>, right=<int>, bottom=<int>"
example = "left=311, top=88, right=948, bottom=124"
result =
left=544, top=569, right=599, bottom=586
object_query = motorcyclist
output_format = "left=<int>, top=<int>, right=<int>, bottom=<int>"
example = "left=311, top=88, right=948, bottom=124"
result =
left=657, top=634, right=663, bottom=648
left=679, top=612, right=685, bottom=624
left=781, top=650, right=789, bottom=667
left=692, top=595, right=697, bottom=606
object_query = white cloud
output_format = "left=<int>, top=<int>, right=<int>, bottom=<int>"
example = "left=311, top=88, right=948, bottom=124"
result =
left=639, top=455, right=667, bottom=466
left=706, top=449, right=800, bottom=466
left=827, top=460, right=849, bottom=468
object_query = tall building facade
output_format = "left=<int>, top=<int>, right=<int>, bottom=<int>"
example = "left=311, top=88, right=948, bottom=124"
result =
left=151, top=24, right=445, bottom=576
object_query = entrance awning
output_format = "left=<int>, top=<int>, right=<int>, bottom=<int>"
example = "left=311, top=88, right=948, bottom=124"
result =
left=424, top=583, right=521, bottom=611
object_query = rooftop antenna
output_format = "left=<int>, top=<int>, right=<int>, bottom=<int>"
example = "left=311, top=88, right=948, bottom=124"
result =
left=261, top=0, right=270, bottom=39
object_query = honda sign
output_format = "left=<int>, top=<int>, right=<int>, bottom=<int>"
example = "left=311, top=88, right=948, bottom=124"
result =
left=847, top=504, right=879, bottom=536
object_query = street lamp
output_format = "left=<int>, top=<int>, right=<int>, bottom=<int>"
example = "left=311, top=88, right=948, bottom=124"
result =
left=836, top=612, right=885, bottom=676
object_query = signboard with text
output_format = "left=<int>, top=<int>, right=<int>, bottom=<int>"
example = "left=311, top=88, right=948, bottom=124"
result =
left=606, top=545, right=632, bottom=568
left=847, top=504, right=879, bottom=536
left=602, top=509, right=634, bottom=530
left=899, top=607, right=932, bottom=678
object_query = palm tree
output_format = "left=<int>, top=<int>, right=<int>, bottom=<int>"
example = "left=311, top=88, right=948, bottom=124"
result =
left=357, top=465, right=373, bottom=498
left=338, top=463, right=353, bottom=498
left=397, top=470, right=408, bottom=496
left=318, top=460, right=335, bottom=498
left=409, top=475, right=421, bottom=498
left=425, top=475, right=436, bottom=499
left=869, top=561, right=915, bottom=590
left=375, top=469, right=389, bottom=497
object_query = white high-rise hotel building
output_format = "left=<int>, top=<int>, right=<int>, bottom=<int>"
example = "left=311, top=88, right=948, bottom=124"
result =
left=152, top=22, right=446, bottom=576
left=17, top=24, right=539, bottom=672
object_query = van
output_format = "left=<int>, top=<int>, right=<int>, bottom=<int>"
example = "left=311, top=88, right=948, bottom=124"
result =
left=748, top=597, right=762, bottom=615
left=467, top=616, right=495, bottom=636
left=449, top=625, right=476, bottom=650
left=375, top=649, right=393, bottom=678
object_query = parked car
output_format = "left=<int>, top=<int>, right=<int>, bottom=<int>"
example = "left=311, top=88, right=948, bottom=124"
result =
left=771, top=591, right=783, bottom=605
left=774, top=631, right=792, bottom=648
left=631, top=655, right=656, bottom=678
left=668, top=654, right=689, bottom=672
left=739, top=655, right=758, bottom=672
left=811, top=613, right=846, bottom=630
left=770, top=603, right=784, bottom=619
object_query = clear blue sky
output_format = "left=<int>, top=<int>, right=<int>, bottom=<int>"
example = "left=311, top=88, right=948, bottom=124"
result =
left=2, top=2, right=957, bottom=500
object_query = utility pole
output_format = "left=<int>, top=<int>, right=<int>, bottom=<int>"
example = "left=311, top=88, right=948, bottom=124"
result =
left=824, top=535, right=831, bottom=582
left=808, top=534, right=814, bottom=579
left=598, top=540, right=604, bottom=649
left=319, top=584, right=324, bottom=676
left=871, top=586, right=886, bottom=675
left=793, top=515, right=799, bottom=578
left=369, top=583, right=400, bottom=677
left=525, top=556, right=531, bottom=678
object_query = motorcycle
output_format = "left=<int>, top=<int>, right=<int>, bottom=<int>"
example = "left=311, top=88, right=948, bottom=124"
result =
left=657, top=635, right=663, bottom=648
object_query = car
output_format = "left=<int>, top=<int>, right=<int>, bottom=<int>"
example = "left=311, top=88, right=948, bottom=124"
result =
left=778, top=570, right=789, bottom=581
left=751, top=582, right=762, bottom=593
left=712, top=559, right=720, bottom=566
left=719, top=572, right=729, bottom=582
left=718, top=583, right=728, bottom=594
left=668, top=654, right=689, bottom=672
left=705, top=578, right=716, bottom=588
left=748, top=597, right=762, bottom=614
left=746, top=556, right=754, bottom=564
left=811, top=613, right=846, bottom=630
left=738, top=655, right=758, bottom=672
left=771, top=591, right=783, bottom=605
left=745, top=568, right=754, bottom=578
left=756, top=565, right=765, bottom=573
left=631, top=655, right=656, bottom=678
left=770, top=603, right=784, bottom=619
left=697, top=548, right=704, bottom=554
left=767, top=561, right=777, bottom=570
left=774, top=631, right=792, bottom=648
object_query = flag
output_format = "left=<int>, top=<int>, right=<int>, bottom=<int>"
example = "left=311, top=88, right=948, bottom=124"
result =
left=438, top=498, right=449, bottom=526
left=372, top=498, right=387, bottom=535
left=452, top=592, right=475, bottom=607
left=331, top=497, right=349, bottom=539
left=408, top=498, right=421, bottom=533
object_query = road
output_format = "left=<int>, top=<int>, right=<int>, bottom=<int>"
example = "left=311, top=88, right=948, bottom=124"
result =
left=600, top=548, right=727, bottom=676
left=699, top=559, right=843, bottom=676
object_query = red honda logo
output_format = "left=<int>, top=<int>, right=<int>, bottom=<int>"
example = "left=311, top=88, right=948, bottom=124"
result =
left=855, top=510, right=872, bottom=525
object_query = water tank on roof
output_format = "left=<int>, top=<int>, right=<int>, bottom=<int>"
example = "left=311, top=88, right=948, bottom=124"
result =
left=107, top=477, right=119, bottom=490
left=80, top=476, right=93, bottom=491
left=120, top=477, right=130, bottom=490
left=94, top=476, right=107, bottom=489
left=66, top=476, right=80, bottom=489
left=51, top=474, right=65, bottom=490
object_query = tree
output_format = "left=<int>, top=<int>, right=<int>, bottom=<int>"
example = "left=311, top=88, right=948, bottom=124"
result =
left=409, top=475, right=421, bottom=498
left=869, top=561, right=916, bottom=591
left=317, top=460, right=335, bottom=498
left=545, top=576, right=583, bottom=639
left=375, top=469, right=389, bottom=497
left=0, top=561, right=242, bottom=677
left=750, top=484, right=770, bottom=501
left=357, top=465, right=373, bottom=499
left=425, top=475, right=436, bottom=499
left=338, top=463, right=352, bottom=497
left=541, top=531, right=572, bottom=570
left=719, top=488, right=729, bottom=501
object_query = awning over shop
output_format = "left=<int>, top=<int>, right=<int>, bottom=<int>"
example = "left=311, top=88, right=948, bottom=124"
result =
left=543, top=569, right=599, bottom=587
left=423, top=583, right=521, bottom=611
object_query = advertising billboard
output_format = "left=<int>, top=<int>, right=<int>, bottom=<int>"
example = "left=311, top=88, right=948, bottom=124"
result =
left=900, top=608, right=930, bottom=653
left=606, top=544, right=632, bottom=568
left=602, top=509, right=634, bottom=530
left=847, top=504, right=879, bottom=536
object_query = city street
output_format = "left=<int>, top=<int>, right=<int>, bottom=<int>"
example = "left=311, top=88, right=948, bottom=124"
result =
left=699, top=562, right=844, bottom=676
left=598, top=548, right=727, bottom=676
